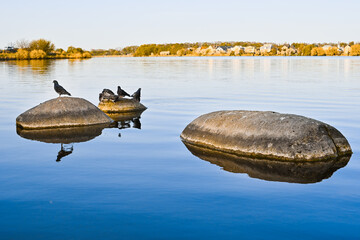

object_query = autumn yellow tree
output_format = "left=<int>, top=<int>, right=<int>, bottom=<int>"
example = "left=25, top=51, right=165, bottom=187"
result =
left=350, top=44, right=360, bottom=56
left=325, top=47, right=339, bottom=56
left=30, top=50, right=46, bottom=59
left=311, top=47, right=326, bottom=56
left=15, top=49, right=30, bottom=59
left=29, top=39, right=55, bottom=54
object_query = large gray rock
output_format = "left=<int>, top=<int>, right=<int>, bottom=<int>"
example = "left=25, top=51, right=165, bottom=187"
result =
left=16, top=97, right=113, bottom=129
left=98, top=98, right=147, bottom=113
left=181, top=111, right=352, bottom=161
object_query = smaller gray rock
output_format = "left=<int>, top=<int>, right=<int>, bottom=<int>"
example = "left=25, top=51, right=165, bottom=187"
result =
left=181, top=110, right=352, bottom=161
left=98, top=98, right=147, bottom=113
left=16, top=97, right=113, bottom=129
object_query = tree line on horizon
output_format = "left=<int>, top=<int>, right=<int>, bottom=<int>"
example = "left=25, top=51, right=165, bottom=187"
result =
left=90, top=41, right=360, bottom=57
left=0, top=39, right=92, bottom=60
left=2, top=39, right=360, bottom=60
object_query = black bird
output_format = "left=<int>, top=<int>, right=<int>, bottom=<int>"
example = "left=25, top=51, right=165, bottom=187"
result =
left=131, top=88, right=141, bottom=102
left=117, top=86, right=131, bottom=98
left=53, top=80, right=71, bottom=97
left=102, top=88, right=115, bottom=95
left=100, top=88, right=118, bottom=102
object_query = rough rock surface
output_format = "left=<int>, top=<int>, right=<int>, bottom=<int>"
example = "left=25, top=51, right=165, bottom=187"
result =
left=98, top=98, right=147, bottom=113
left=181, top=110, right=352, bottom=161
left=16, top=97, right=113, bottom=129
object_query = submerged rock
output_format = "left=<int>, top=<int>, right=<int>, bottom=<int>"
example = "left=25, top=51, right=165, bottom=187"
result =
left=16, top=97, right=113, bottom=129
left=181, top=110, right=352, bottom=161
left=98, top=98, right=147, bottom=113
left=184, top=143, right=350, bottom=184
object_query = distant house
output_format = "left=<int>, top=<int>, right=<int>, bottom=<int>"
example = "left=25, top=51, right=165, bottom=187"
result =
left=344, top=45, right=351, bottom=55
left=281, top=45, right=289, bottom=51
left=260, top=44, right=273, bottom=53
left=198, top=46, right=215, bottom=55
left=4, top=46, right=16, bottom=53
left=289, top=45, right=297, bottom=54
left=231, top=46, right=245, bottom=54
left=337, top=44, right=344, bottom=53
left=160, top=51, right=170, bottom=56
left=215, top=46, right=230, bottom=54
left=244, top=46, right=256, bottom=54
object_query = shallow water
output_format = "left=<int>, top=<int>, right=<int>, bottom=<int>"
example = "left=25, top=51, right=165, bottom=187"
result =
left=0, top=57, right=359, bottom=239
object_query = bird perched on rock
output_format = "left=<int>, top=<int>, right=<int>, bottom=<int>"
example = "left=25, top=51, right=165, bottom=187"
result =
left=131, top=88, right=141, bottom=102
left=53, top=80, right=71, bottom=97
left=100, top=88, right=118, bottom=102
left=102, top=88, right=115, bottom=95
left=117, top=86, right=131, bottom=98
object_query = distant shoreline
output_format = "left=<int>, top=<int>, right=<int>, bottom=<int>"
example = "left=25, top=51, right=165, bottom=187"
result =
left=2, top=55, right=360, bottom=62
left=93, top=55, right=359, bottom=58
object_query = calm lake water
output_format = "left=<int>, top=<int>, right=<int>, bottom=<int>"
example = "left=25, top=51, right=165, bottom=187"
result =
left=0, top=57, right=359, bottom=239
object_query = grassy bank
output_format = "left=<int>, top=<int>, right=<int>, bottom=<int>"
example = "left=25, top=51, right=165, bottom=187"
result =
left=1, top=39, right=92, bottom=61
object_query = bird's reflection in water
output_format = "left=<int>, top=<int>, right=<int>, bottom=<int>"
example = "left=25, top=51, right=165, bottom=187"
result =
left=107, top=111, right=144, bottom=137
left=56, top=143, right=74, bottom=162
left=132, top=117, right=141, bottom=129
left=17, top=124, right=109, bottom=162
left=117, top=117, right=141, bottom=130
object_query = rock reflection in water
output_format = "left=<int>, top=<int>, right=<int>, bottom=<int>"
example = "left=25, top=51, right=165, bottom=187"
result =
left=106, top=111, right=144, bottom=130
left=16, top=111, right=145, bottom=161
left=16, top=124, right=109, bottom=162
left=183, top=142, right=351, bottom=184
left=16, top=124, right=109, bottom=144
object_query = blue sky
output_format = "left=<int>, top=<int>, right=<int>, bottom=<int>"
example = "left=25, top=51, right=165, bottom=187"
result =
left=1, top=0, right=359, bottom=50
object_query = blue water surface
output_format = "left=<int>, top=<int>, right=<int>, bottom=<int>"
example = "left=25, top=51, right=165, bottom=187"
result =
left=0, top=57, right=359, bottom=239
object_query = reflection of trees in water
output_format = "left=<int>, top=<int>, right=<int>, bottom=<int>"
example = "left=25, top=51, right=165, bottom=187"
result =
left=7, top=59, right=54, bottom=75
left=67, top=58, right=90, bottom=68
